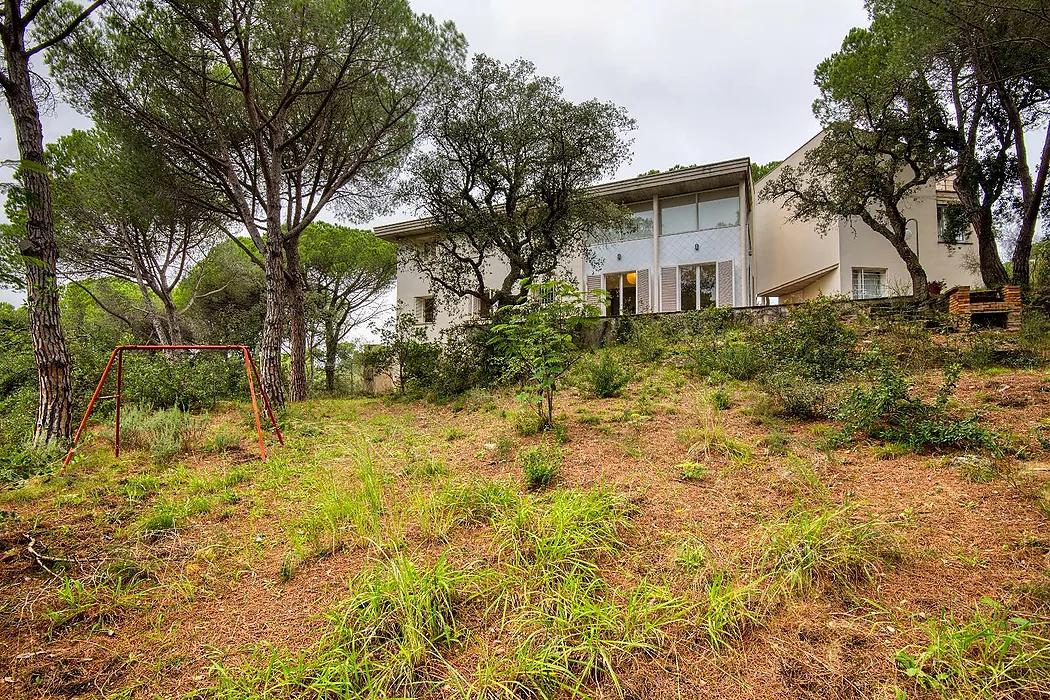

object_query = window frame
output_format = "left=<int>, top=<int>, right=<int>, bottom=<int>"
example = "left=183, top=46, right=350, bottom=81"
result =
left=851, top=268, right=885, bottom=300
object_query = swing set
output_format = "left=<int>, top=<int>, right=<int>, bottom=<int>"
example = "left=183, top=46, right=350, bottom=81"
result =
left=63, top=345, right=284, bottom=466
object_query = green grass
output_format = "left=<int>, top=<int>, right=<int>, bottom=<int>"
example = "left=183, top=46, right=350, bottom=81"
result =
left=761, top=502, right=894, bottom=596
left=895, top=598, right=1050, bottom=697
left=678, top=461, right=710, bottom=481
left=519, top=443, right=562, bottom=490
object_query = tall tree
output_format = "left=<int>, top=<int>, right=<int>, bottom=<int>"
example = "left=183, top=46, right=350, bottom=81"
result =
left=401, top=55, right=636, bottom=315
left=875, top=0, right=1050, bottom=288
left=47, top=128, right=220, bottom=345
left=0, top=0, right=104, bottom=443
left=762, top=23, right=954, bottom=301
left=300, top=223, right=394, bottom=392
left=51, top=0, right=464, bottom=407
left=175, top=237, right=265, bottom=348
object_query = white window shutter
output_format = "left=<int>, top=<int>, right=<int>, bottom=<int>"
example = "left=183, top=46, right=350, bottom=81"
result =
left=716, top=261, right=734, bottom=308
left=660, top=267, right=677, bottom=313
left=636, top=269, right=651, bottom=313
left=471, top=295, right=481, bottom=318
left=586, top=275, right=602, bottom=306
left=414, top=297, right=424, bottom=323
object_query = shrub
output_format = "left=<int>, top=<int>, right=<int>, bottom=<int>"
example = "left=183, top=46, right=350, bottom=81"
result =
left=753, top=299, right=858, bottom=383
left=116, top=405, right=206, bottom=464
left=759, top=366, right=828, bottom=419
left=519, top=443, right=562, bottom=490
left=692, top=342, right=764, bottom=381
left=678, top=462, right=709, bottom=480
left=621, top=316, right=666, bottom=362
left=0, top=444, right=61, bottom=484
left=581, top=351, right=631, bottom=398
left=832, top=363, right=1000, bottom=453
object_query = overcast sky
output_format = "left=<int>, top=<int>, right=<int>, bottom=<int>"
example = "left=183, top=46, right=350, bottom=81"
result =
left=0, top=0, right=870, bottom=306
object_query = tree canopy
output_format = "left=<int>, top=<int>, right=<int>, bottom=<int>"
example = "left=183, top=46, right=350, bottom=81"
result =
left=400, top=54, right=636, bottom=315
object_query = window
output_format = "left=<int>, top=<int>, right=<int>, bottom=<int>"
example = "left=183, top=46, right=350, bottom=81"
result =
left=660, top=190, right=741, bottom=236
left=698, top=191, right=740, bottom=229
left=852, top=268, right=884, bottom=300
left=415, top=296, right=436, bottom=324
left=680, top=264, right=716, bottom=311
left=660, top=195, right=698, bottom=236
left=938, top=204, right=970, bottom=244
left=604, top=272, right=637, bottom=316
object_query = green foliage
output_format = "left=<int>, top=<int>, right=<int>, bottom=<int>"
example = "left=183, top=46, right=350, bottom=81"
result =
left=751, top=160, right=782, bottom=182
left=758, top=368, right=829, bottom=419
left=895, top=599, right=1050, bottom=697
left=0, top=303, right=37, bottom=443
left=761, top=502, right=893, bottom=595
left=691, top=341, right=765, bottom=381
left=177, top=238, right=266, bottom=347
left=116, top=405, right=206, bottom=464
left=519, top=443, right=562, bottom=490
left=709, top=390, right=732, bottom=411
left=402, top=53, right=635, bottom=312
left=831, top=362, right=1000, bottom=453
left=753, top=299, right=859, bottom=383
left=678, top=462, right=710, bottom=480
left=0, top=444, right=61, bottom=484
left=489, top=279, right=600, bottom=429
left=581, top=350, right=631, bottom=398
left=363, top=313, right=441, bottom=395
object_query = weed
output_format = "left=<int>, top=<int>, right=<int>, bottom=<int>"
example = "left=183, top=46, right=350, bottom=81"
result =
left=761, top=502, right=893, bottom=596
left=709, top=390, right=732, bottom=411
left=895, top=599, right=1050, bottom=697
left=759, top=429, right=791, bottom=456
left=519, top=443, right=562, bottom=490
left=446, top=426, right=467, bottom=442
left=44, top=575, right=151, bottom=632
left=202, top=427, right=241, bottom=454
left=678, top=462, right=710, bottom=481
left=123, top=474, right=161, bottom=502
left=492, top=434, right=516, bottom=462
left=511, top=409, right=543, bottom=437
left=581, top=351, right=632, bottom=398
left=697, top=568, right=763, bottom=653
left=872, top=442, right=911, bottom=460
left=116, top=404, right=206, bottom=464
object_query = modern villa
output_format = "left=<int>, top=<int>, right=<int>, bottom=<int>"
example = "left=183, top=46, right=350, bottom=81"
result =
left=375, top=131, right=982, bottom=336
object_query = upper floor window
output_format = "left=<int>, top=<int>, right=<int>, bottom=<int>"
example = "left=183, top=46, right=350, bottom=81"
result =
left=938, top=203, right=971, bottom=244
left=593, top=202, right=653, bottom=244
left=660, top=190, right=740, bottom=236
left=414, top=296, right=436, bottom=324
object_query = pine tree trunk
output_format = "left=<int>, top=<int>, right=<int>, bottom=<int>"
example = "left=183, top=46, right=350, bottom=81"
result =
left=324, top=319, right=337, bottom=392
left=259, top=222, right=286, bottom=410
left=284, top=238, right=308, bottom=402
left=3, top=38, right=73, bottom=443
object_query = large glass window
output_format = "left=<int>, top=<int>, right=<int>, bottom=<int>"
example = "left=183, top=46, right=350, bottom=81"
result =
left=680, top=264, right=715, bottom=311
left=660, top=195, right=698, bottom=236
left=698, top=191, right=740, bottom=229
left=852, top=268, right=884, bottom=300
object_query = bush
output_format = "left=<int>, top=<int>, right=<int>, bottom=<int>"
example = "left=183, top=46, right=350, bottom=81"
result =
left=0, top=444, right=61, bottom=484
left=519, top=443, right=562, bottom=490
left=831, top=363, right=1000, bottom=453
left=116, top=405, right=207, bottom=464
left=581, top=352, right=631, bottom=398
left=709, top=390, right=732, bottom=411
left=759, top=366, right=828, bottom=419
left=753, top=299, right=858, bottom=383
left=692, top=342, right=764, bottom=381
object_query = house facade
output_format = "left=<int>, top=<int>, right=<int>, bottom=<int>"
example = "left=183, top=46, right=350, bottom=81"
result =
left=376, top=132, right=982, bottom=335
left=753, top=131, right=982, bottom=302
left=375, top=159, right=756, bottom=335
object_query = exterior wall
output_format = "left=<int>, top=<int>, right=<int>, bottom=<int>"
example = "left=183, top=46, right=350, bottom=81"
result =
left=755, top=130, right=982, bottom=301
left=753, top=132, right=841, bottom=298
left=837, top=183, right=982, bottom=297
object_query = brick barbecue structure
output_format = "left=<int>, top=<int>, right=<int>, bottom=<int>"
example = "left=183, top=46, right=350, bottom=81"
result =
left=946, top=285, right=1022, bottom=331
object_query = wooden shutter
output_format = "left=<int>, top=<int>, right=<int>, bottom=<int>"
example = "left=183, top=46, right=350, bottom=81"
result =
left=716, top=261, right=734, bottom=308
left=636, top=269, right=651, bottom=314
left=586, top=275, right=602, bottom=306
left=414, top=297, right=424, bottom=323
left=660, top=267, right=677, bottom=313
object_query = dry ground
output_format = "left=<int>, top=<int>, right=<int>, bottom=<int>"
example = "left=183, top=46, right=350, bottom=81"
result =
left=1, top=360, right=1049, bottom=699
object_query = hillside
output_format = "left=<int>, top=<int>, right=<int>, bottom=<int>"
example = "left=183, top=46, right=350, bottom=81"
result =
left=2, top=309, right=1050, bottom=699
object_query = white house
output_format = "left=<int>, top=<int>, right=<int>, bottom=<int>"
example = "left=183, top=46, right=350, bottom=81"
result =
left=375, top=132, right=981, bottom=336
left=753, top=131, right=982, bottom=303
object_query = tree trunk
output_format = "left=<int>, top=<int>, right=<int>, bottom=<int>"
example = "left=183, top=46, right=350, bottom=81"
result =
left=259, top=220, right=286, bottom=409
left=284, top=238, right=307, bottom=401
left=3, top=39, right=73, bottom=443
left=953, top=175, right=1009, bottom=288
left=324, top=320, right=337, bottom=393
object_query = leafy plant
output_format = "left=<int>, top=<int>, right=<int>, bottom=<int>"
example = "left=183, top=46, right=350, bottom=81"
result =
left=581, top=351, right=631, bottom=398
left=519, top=443, right=562, bottom=490
left=895, top=599, right=1050, bottom=697
left=489, top=279, right=601, bottom=430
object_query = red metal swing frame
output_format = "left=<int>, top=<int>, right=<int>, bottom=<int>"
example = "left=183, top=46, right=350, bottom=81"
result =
left=63, top=345, right=285, bottom=466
